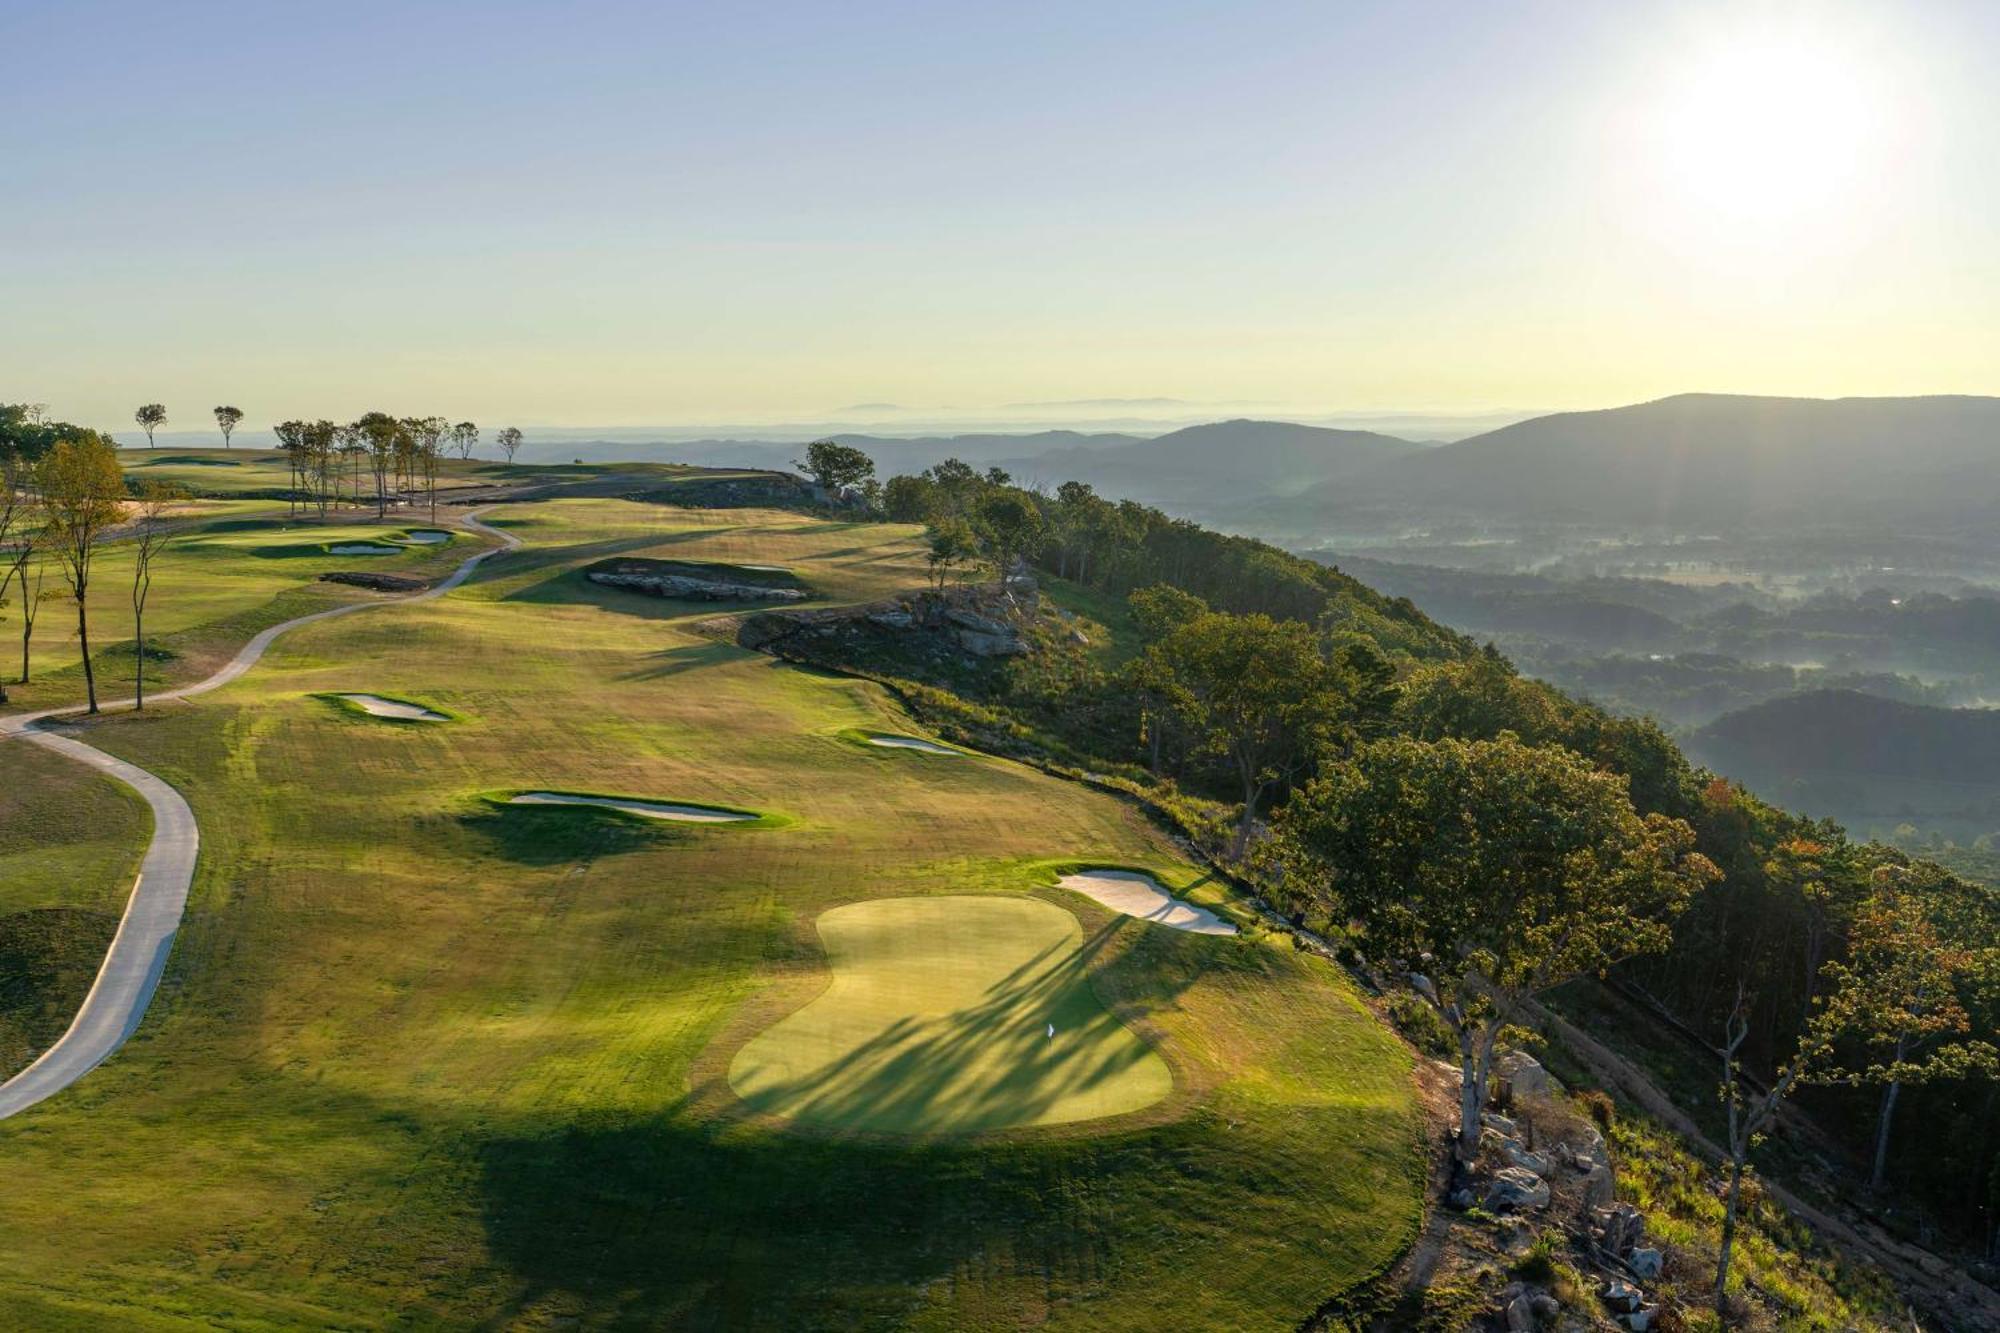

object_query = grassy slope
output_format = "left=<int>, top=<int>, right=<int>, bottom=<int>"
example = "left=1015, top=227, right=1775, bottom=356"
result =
left=0, top=497, right=1418, bottom=1329
left=0, top=742, right=152, bottom=1072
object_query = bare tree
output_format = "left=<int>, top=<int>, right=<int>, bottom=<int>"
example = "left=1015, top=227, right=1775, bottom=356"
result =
left=496, top=426, right=523, bottom=463
left=213, top=405, right=244, bottom=449
left=135, top=403, right=167, bottom=449
left=129, top=481, right=189, bottom=709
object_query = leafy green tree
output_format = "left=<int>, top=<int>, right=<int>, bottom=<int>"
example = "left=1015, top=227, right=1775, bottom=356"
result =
left=212, top=405, right=243, bottom=449
left=355, top=412, right=403, bottom=518
left=38, top=433, right=128, bottom=712
left=796, top=439, right=875, bottom=494
left=924, top=518, right=978, bottom=591
left=1283, top=733, right=1718, bottom=1160
left=451, top=421, right=478, bottom=460
left=920, top=458, right=982, bottom=517
left=976, top=491, right=1043, bottom=585
left=496, top=426, right=523, bottom=463
left=128, top=480, right=189, bottom=709
left=882, top=474, right=932, bottom=523
left=273, top=419, right=310, bottom=517
left=1144, top=610, right=1354, bottom=855
left=1128, top=584, right=1207, bottom=643
left=1817, top=869, right=1997, bottom=1191
left=407, top=416, right=448, bottom=521
left=134, top=403, right=167, bottom=449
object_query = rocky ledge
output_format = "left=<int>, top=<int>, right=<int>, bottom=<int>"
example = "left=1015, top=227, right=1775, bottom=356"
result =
left=589, top=569, right=808, bottom=603
left=320, top=571, right=431, bottom=592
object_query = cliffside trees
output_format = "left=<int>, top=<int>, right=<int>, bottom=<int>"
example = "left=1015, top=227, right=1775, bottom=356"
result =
left=39, top=433, right=127, bottom=713
left=134, top=403, right=166, bottom=449
left=213, top=405, right=243, bottom=448
left=1283, top=734, right=1718, bottom=1161
left=975, top=491, right=1043, bottom=584
left=924, top=518, right=977, bottom=591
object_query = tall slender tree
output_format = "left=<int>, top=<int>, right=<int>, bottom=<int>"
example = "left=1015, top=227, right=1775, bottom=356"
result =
left=496, top=426, right=523, bottom=463
left=128, top=481, right=189, bottom=709
left=212, top=405, right=244, bottom=449
left=451, top=421, right=478, bottom=460
left=356, top=413, right=402, bottom=519
left=38, top=433, right=126, bottom=713
left=134, top=403, right=167, bottom=449
left=273, top=419, right=310, bottom=517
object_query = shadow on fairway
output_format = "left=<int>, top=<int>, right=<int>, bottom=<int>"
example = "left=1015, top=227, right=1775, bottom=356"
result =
left=457, top=803, right=689, bottom=866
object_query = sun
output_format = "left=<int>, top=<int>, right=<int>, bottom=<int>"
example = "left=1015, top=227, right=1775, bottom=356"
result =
left=1616, top=17, right=1913, bottom=267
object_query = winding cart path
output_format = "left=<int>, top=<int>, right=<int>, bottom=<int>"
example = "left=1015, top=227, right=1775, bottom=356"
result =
left=0, top=511, right=519, bottom=1118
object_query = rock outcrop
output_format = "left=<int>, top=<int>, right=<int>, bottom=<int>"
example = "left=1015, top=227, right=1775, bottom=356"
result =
left=589, top=569, right=807, bottom=602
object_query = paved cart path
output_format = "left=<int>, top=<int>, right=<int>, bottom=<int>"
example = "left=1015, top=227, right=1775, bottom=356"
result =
left=0, top=510, right=519, bottom=1119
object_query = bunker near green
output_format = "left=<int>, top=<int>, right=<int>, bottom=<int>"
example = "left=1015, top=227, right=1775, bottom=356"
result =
left=334, top=693, right=450, bottom=722
left=1057, top=869, right=1238, bottom=936
left=865, top=734, right=960, bottom=755
left=505, top=791, right=758, bottom=823
left=728, top=895, right=1172, bottom=1134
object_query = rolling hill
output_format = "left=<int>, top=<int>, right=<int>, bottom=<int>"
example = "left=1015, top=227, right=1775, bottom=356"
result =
left=1691, top=689, right=2000, bottom=786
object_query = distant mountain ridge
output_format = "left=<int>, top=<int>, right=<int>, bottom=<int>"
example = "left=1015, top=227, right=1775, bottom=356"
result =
left=1262, top=393, right=2000, bottom=531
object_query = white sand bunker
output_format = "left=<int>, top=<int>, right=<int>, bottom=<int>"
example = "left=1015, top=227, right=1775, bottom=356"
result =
left=330, top=543, right=400, bottom=555
left=401, top=530, right=452, bottom=544
left=738, top=564, right=791, bottom=572
left=507, top=792, right=756, bottom=823
left=867, top=735, right=960, bottom=755
left=1056, top=870, right=1238, bottom=935
left=339, top=693, right=448, bottom=721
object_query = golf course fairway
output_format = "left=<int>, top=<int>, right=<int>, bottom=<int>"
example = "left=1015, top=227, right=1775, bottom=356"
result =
left=729, top=895, right=1172, bottom=1133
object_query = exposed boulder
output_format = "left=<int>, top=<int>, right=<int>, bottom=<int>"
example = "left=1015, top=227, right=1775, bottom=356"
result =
left=1629, top=1247, right=1664, bottom=1280
left=1484, top=1166, right=1551, bottom=1213
left=1495, top=1049, right=1556, bottom=1100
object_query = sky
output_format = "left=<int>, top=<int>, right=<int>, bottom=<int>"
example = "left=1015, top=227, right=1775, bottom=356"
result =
left=5, top=0, right=1996, bottom=435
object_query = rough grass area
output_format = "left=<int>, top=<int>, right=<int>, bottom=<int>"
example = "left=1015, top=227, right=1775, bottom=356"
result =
left=0, top=496, right=1420, bottom=1328
left=728, top=895, right=1174, bottom=1133
left=0, top=742, right=150, bottom=1073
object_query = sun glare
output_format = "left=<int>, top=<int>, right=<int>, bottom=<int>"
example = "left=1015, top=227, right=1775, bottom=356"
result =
left=1616, top=17, right=1914, bottom=272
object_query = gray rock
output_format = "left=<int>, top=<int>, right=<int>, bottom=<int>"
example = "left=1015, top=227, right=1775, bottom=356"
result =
left=589, top=571, right=806, bottom=603
left=1600, top=1278, right=1643, bottom=1314
left=1629, top=1247, right=1663, bottom=1279
left=1504, top=1290, right=1535, bottom=1332
left=1621, top=1307, right=1658, bottom=1332
left=867, top=610, right=916, bottom=629
left=957, top=629, right=1029, bottom=657
left=1496, top=1049, right=1555, bottom=1099
left=1482, top=1111, right=1521, bottom=1138
left=1484, top=1167, right=1551, bottom=1213
left=1531, top=1293, right=1562, bottom=1320
left=944, top=608, right=1011, bottom=635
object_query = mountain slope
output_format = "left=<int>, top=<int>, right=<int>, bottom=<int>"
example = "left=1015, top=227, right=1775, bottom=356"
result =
left=1280, top=393, right=2000, bottom=529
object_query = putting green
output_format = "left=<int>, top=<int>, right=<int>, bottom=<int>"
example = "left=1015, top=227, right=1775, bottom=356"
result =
left=729, top=895, right=1172, bottom=1134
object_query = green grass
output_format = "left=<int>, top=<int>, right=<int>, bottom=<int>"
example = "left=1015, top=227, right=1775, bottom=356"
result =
left=729, top=895, right=1174, bottom=1134
left=0, top=494, right=1420, bottom=1329
left=0, top=742, right=151, bottom=1072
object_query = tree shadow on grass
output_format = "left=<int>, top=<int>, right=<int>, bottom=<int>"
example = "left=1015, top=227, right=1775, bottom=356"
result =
left=456, top=804, right=690, bottom=867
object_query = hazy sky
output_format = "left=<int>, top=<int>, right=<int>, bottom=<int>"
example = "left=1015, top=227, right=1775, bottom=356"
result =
left=6, top=0, right=1995, bottom=432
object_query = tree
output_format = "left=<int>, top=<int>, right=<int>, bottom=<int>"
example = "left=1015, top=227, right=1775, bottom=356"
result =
left=0, top=457, right=36, bottom=703
left=38, top=433, right=128, bottom=712
left=1818, top=869, right=1996, bottom=1191
left=924, top=518, right=978, bottom=591
left=882, top=474, right=933, bottom=523
left=304, top=420, right=338, bottom=519
left=355, top=412, right=402, bottom=519
left=213, top=405, right=243, bottom=449
left=451, top=421, right=478, bottom=460
left=1282, top=733, right=1718, bottom=1161
left=976, top=491, right=1044, bottom=586
left=273, top=419, right=310, bottom=517
left=336, top=423, right=366, bottom=507
left=128, top=481, right=189, bottom=709
left=1142, top=609, right=1352, bottom=855
left=795, top=439, right=875, bottom=495
left=407, top=416, right=447, bottom=522
left=496, top=426, right=523, bottom=463
left=134, top=403, right=167, bottom=449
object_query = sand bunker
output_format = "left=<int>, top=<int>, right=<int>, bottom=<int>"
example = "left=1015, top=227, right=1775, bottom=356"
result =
left=866, top=735, right=960, bottom=755
left=401, top=530, right=452, bottom=544
left=507, top=792, right=756, bottom=823
left=329, top=543, right=400, bottom=555
left=338, top=693, right=448, bottom=721
left=738, top=564, right=792, bottom=573
left=1056, top=870, right=1237, bottom=935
